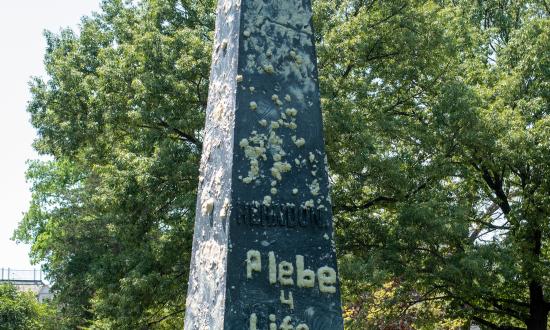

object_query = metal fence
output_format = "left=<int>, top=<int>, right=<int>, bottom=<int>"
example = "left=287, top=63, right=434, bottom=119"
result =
left=0, top=268, right=44, bottom=283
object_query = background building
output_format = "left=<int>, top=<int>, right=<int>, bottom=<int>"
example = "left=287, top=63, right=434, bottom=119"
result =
left=0, top=268, right=53, bottom=302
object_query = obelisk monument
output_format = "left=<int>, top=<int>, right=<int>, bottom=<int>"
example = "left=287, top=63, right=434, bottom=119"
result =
left=184, top=0, right=344, bottom=329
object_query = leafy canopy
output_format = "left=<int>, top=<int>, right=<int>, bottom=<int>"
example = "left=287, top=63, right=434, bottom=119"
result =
left=0, top=284, right=55, bottom=330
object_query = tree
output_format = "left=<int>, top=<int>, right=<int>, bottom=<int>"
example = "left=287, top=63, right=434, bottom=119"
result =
left=14, top=0, right=550, bottom=329
left=316, top=0, right=550, bottom=329
left=15, top=0, right=214, bottom=328
left=0, top=284, right=55, bottom=330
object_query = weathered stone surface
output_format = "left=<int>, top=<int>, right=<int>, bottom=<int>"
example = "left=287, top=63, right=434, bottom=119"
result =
left=184, top=1, right=344, bottom=329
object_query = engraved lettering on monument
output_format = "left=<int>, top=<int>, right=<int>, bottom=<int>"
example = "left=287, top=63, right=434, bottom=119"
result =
left=184, top=0, right=344, bottom=329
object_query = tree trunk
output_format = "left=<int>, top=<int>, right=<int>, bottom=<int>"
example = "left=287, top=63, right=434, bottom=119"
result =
left=526, top=229, right=549, bottom=330
left=526, top=278, right=549, bottom=330
left=526, top=282, right=548, bottom=330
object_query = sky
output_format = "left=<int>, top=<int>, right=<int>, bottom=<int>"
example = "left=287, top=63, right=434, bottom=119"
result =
left=0, top=1, right=101, bottom=271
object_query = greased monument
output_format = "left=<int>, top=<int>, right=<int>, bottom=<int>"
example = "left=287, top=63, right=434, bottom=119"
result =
left=184, top=1, right=344, bottom=329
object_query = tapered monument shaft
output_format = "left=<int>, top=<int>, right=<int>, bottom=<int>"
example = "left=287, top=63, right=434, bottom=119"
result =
left=184, top=1, right=344, bottom=329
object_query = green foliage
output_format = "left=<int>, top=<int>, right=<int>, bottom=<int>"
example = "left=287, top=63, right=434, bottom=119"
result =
left=316, top=0, right=550, bottom=329
left=0, top=284, right=55, bottom=330
left=15, top=0, right=214, bottom=328
left=14, top=0, right=550, bottom=329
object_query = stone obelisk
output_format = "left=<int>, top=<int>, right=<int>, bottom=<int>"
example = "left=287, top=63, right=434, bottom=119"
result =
left=184, top=0, right=344, bottom=329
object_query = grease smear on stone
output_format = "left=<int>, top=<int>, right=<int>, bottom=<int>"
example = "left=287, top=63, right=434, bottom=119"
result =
left=246, top=250, right=337, bottom=329
left=202, top=197, right=215, bottom=216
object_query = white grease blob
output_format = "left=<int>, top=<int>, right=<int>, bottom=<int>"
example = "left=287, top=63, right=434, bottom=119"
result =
left=278, top=261, right=294, bottom=286
left=220, top=198, right=230, bottom=218
left=309, top=179, right=320, bottom=196
left=201, top=198, right=215, bottom=216
left=249, top=313, right=257, bottom=330
left=246, top=250, right=261, bottom=279
left=269, top=251, right=277, bottom=284
left=317, top=266, right=337, bottom=293
left=280, top=290, right=294, bottom=309
left=296, top=255, right=315, bottom=288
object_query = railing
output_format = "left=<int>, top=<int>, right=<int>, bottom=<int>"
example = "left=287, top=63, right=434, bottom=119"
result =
left=0, top=268, right=44, bottom=284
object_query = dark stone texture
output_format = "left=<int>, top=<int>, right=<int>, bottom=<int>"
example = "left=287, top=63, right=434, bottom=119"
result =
left=184, top=1, right=343, bottom=329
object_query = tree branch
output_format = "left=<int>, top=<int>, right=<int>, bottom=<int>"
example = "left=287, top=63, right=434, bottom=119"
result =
left=471, top=315, right=526, bottom=330
left=367, top=4, right=408, bottom=29
left=156, top=119, right=202, bottom=148
left=488, top=298, right=529, bottom=323
left=336, top=195, right=397, bottom=212
left=441, top=288, right=529, bottom=326
left=145, top=308, right=185, bottom=327
left=479, top=165, right=511, bottom=214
